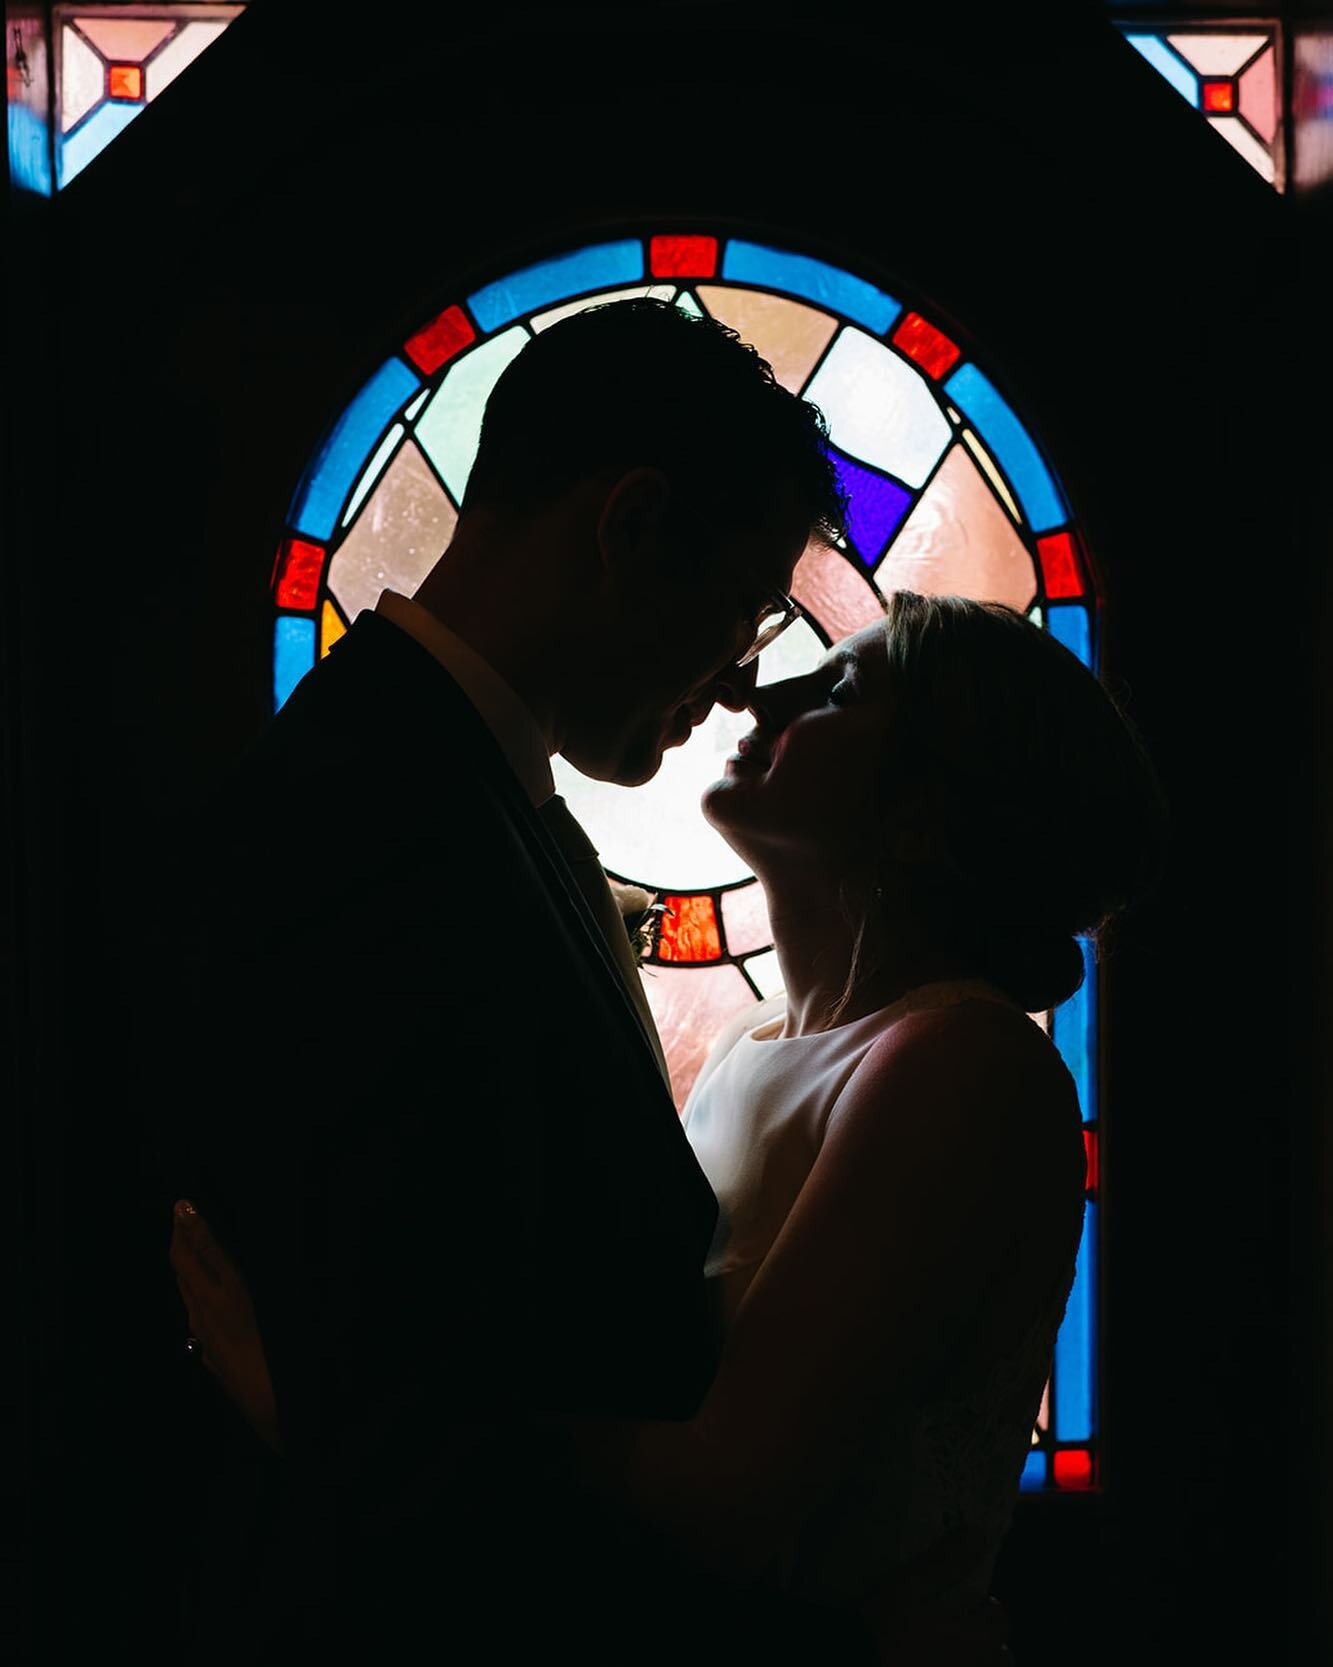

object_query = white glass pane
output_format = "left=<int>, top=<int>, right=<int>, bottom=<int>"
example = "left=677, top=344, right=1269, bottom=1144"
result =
left=720, top=883, right=772, bottom=958
left=529, top=284, right=677, bottom=332
left=327, top=439, right=457, bottom=621
left=415, top=326, right=528, bottom=502
left=1166, top=32, right=1269, bottom=78
left=1208, top=114, right=1275, bottom=182
left=145, top=20, right=233, bottom=101
left=803, top=327, right=951, bottom=488
left=61, top=26, right=103, bottom=132
left=741, top=949, right=784, bottom=999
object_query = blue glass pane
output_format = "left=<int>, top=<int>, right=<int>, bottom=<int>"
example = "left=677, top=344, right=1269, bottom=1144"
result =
left=10, top=103, right=53, bottom=196
left=1047, top=603, right=1093, bottom=669
left=942, top=365, right=1067, bottom=533
left=274, top=617, right=316, bottom=712
left=1019, top=1451, right=1048, bottom=1492
left=289, top=359, right=421, bottom=541
left=1054, top=1202, right=1097, bottom=1442
left=722, top=242, right=901, bottom=336
left=1053, top=937, right=1097, bottom=1120
left=467, top=241, right=644, bottom=333
left=1124, top=34, right=1201, bottom=107
left=59, top=101, right=142, bottom=187
left=830, top=449, right=913, bottom=565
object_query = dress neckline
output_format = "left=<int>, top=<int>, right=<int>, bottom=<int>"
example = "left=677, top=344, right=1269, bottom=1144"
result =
left=746, top=977, right=1019, bottom=1044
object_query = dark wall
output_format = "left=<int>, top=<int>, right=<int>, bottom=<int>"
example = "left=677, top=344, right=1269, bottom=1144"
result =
left=10, top=4, right=1326, bottom=1661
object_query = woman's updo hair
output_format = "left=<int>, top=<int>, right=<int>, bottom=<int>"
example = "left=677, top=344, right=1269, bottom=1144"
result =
left=865, top=589, right=1170, bottom=1014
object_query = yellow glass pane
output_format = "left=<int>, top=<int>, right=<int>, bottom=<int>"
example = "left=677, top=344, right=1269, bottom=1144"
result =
left=327, top=439, right=457, bottom=623
left=876, top=444, right=1036, bottom=612
left=695, top=286, right=839, bottom=395
left=961, top=426, right=1021, bottom=521
left=320, top=598, right=347, bottom=659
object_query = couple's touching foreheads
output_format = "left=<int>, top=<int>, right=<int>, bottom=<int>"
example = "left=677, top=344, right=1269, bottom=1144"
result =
left=158, top=297, right=1169, bottom=1665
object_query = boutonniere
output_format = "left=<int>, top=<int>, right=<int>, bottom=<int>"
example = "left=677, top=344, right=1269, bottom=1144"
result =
left=607, top=880, right=672, bottom=970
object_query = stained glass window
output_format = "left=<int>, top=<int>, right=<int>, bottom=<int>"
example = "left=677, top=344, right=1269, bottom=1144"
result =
left=55, top=4, right=245, bottom=188
left=273, top=233, right=1103, bottom=1491
left=1117, top=20, right=1285, bottom=187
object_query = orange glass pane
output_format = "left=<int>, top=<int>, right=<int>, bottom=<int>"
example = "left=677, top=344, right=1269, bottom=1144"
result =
left=1053, top=1449, right=1094, bottom=1489
left=272, top=537, right=326, bottom=611
left=639, top=962, right=757, bottom=1112
left=1202, top=79, right=1235, bottom=112
left=877, top=445, right=1036, bottom=611
left=891, top=311, right=963, bottom=381
left=657, top=894, right=723, bottom=963
left=650, top=234, right=718, bottom=278
left=107, top=64, right=143, bottom=101
left=320, top=598, right=347, bottom=659
left=791, top=540, right=885, bottom=643
left=720, top=883, right=772, bottom=958
left=403, top=304, right=475, bottom=375
left=695, top=286, right=838, bottom=396
left=1036, top=529, right=1085, bottom=599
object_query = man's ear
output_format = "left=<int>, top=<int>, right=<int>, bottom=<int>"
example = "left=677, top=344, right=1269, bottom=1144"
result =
left=595, top=467, right=672, bottom=581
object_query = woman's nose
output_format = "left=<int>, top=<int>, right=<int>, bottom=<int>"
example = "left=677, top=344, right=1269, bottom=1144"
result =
left=747, top=673, right=812, bottom=734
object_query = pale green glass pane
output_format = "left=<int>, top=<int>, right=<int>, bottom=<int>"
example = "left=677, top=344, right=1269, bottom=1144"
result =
left=415, top=326, right=528, bottom=501
left=145, top=20, right=234, bottom=100
left=791, top=542, right=886, bottom=646
left=875, top=444, right=1037, bottom=612
left=327, top=439, right=457, bottom=621
left=403, top=387, right=431, bottom=422
left=62, top=26, right=103, bottom=132
left=741, top=949, right=784, bottom=999
left=529, top=284, right=677, bottom=332
left=695, top=285, right=838, bottom=396
left=1208, top=114, right=1275, bottom=182
left=720, top=883, right=772, bottom=957
left=674, top=291, right=704, bottom=318
left=74, top=17, right=174, bottom=60
left=1029, top=604, right=1045, bottom=628
left=640, top=962, right=758, bottom=1112
left=342, top=422, right=403, bottom=527
left=1166, top=31, right=1269, bottom=77
left=804, top=327, right=951, bottom=488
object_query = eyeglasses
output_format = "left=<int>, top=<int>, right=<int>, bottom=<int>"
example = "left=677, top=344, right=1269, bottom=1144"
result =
left=735, top=588, right=800, bottom=667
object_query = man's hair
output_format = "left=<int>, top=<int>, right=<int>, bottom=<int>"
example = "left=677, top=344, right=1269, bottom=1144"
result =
left=460, top=296, right=848, bottom=546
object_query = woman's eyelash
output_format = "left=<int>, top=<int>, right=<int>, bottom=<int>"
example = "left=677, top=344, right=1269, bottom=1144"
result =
left=827, top=680, right=855, bottom=706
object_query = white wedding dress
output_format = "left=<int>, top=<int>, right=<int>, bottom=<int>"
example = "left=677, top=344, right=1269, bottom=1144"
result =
left=680, top=978, right=1081, bottom=1611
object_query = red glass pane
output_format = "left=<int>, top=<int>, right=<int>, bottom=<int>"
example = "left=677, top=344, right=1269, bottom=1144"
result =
left=891, top=311, right=962, bottom=381
left=649, top=235, right=719, bottom=279
left=1036, top=530, right=1085, bottom=599
left=1084, top=1128, right=1099, bottom=1196
left=108, top=64, right=143, bottom=101
left=273, top=537, right=326, bottom=610
left=657, top=894, right=723, bottom=963
left=1202, top=79, right=1236, bottom=112
left=403, top=304, right=476, bottom=375
left=1053, top=1449, right=1094, bottom=1489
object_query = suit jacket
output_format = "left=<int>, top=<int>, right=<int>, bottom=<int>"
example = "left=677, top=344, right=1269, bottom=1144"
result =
left=158, top=610, right=743, bottom=1659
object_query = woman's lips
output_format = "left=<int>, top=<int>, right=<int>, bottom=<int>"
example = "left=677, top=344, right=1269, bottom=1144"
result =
left=727, top=733, right=773, bottom=769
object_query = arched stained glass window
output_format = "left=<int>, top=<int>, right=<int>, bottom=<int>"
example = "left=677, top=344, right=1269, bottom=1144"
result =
left=273, top=232, right=1102, bottom=1492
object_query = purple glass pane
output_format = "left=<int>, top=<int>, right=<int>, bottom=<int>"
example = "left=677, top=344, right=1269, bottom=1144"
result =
left=831, top=449, right=914, bottom=566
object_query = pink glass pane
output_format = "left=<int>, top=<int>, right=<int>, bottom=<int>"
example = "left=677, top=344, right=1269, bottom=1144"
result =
left=1239, top=46, right=1278, bottom=143
left=875, top=444, right=1036, bottom=611
left=650, top=235, right=718, bottom=278
left=641, top=963, right=758, bottom=1112
left=144, top=20, right=234, bottom=101
left=73, top=18, right=175, bottom=63
left=791, top=541, right=885, bottom=644
left=1294, top=32, right=1333, bottom=192
left=326, top=439, right=457, bottom=622
left=694, top=286, right=838, bottom=396
left=720, top=883, right=772, bottom=957
left=657, top=895, right=723, bottom=963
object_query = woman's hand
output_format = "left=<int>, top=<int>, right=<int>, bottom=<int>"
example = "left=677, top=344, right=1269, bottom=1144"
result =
left=169, top=1200, right=283, bottom=1455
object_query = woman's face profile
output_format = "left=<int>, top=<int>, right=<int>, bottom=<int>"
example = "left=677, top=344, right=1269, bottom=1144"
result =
left=700, top=620, right=899, bottom=868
